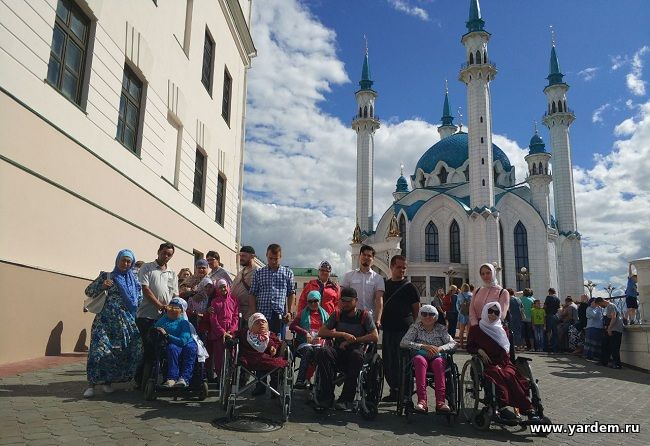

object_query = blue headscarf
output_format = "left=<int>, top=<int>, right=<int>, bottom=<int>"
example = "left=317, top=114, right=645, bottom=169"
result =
left=111, top=249, right=141, bottom=314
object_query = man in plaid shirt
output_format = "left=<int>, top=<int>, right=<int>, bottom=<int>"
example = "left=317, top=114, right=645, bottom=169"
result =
left=249, top=243, right=296, bottom=335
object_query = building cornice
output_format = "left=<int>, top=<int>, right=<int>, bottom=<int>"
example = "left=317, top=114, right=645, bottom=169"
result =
left=219, top=0, right=257, bottom=67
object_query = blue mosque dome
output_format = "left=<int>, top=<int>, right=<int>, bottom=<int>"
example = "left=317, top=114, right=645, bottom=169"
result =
left=395, top=175, right=409, bottom=193
left=528, top=132, right=546, bottom=154
left=413, top=132, right=512, bottom=177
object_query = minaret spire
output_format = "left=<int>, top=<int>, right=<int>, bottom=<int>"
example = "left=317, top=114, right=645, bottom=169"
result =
left=359, top=37, right=373, bottom=91
left=547, top=27, right=564, bottom=86
left=466, top=0, right=485, bottom=33
left=437, top=81, right=457, bottom=139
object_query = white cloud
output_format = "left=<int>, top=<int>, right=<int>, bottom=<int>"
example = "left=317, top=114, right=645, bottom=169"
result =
left=592, top=103, right=611, bottom=123
left=577, top=67, right=599, bottom=81
left=626, top=46, right=649, bottom=96
left=387, top=0, right=430, bottom=21
left=610, top=54, right=628, bottom=71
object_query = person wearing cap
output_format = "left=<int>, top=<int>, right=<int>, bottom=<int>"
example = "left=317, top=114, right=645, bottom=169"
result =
left=206, top=250, right=233, bottom=286
left=231, top=245, right=259, bottom=323
left=315, top=287, right=379, bottom=411
left=341, top=245, right=385, bottom=327
left=296, top=260, right=341, bottom=315
left=400, top=304, right=456, bottom=413
left=135, top=242, right=178, bottom=389
left=154, top=297, right=198, bottom=388
left=289, top=290, right=329, bottom=388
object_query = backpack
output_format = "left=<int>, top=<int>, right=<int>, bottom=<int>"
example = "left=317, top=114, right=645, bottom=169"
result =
left=459, top=297, right=470, bottom=316
left=473, top=287, right=507, bottom=316
left=332, top=308, right=369, bottom=326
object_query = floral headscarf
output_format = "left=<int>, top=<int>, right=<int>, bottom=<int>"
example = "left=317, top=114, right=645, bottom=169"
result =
left=247, top=313, right=270, bottom=353
left=111, top=249, right=141, bottom=314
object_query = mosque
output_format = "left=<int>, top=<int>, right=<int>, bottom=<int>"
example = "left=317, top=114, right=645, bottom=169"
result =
left=350, top=0, right=584, bottom=300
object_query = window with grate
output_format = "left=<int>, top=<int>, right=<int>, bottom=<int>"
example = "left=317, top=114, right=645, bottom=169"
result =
left=450, top=220, right=461, bottom=263
left=215, top=174, right=226, bottom=225
left=425, top=221, right=439, bottom=262
left=116, top=65, right=144, bottom=153
left=222, top=67, right=232, bottom=125
left=192, top=149, right=206, bottom=207
left=514, top=221, right=530, bottom=290
left=47, top=0, right=91, bottom=105
left=201, top=30, right=215, bottom=93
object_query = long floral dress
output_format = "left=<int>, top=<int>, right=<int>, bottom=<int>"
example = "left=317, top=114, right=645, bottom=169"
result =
left=85, top=272, right=143, bottom=384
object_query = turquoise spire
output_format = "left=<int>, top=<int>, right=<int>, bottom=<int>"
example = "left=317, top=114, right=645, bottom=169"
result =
left=395, top=164, right=409, bottom=193
left=466, top=0, right=485, bottom=33
left=441, top=81, right=454, bottom=126
left=359, top=40, right=373, bottom=90
left=547, top=29, right=564, bottom=85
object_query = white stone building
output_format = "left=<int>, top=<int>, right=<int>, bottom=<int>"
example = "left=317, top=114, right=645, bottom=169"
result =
left=352, top=0, right=584, bottom=301
left=0, top=0, right=255, bottom=362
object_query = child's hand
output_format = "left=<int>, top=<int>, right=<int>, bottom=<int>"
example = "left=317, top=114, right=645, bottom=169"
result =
left=157, top=328, right=166, bottom=335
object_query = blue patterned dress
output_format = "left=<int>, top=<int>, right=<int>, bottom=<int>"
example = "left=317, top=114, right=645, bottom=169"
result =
left=85, top=272, right=143, bottom=384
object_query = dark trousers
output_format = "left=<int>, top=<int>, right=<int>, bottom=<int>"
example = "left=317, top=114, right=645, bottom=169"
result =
left=446, top=312, right=458, bottom=338
left=600, top=331, right=622, bottom=367
left=135, top=317, right=157, bottom=386
left=521, top=321, right=533, bottom=349
left=545, top=315, right=559, bottom=352
left=316, top=345, right=364, bottom=402
left=382, top=329, right=407, bottom=392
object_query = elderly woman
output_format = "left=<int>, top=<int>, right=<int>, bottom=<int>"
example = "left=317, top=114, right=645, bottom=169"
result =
left=179, top=259, right=212, bottom=300
left=239, top=313, right=288, bottom=396
left=469, top=263, right=509, bottom=327
left=466, top=302, right=536, bottom=421
left=400, top=305, right=456, bottom=413
left=83, top=249, right=143, bottom=398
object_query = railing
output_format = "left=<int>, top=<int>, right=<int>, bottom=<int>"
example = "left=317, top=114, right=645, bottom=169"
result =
left=542, top=107, right=575, bottom=119
left=460, top=61, right=497, bottom=70
left=605, top=296, right=644, bottom=325
left=352, top=115, right=380, bottom=122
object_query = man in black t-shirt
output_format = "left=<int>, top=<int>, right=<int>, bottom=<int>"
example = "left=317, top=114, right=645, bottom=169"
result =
left=380, top=255, right=421, bottom=402
left=544, top=288, right=561, bottom=352
left=316, top=287, right=379, bottom=410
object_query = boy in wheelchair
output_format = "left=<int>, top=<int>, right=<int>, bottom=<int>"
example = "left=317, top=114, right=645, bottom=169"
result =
left=400, top=304, right=456, bottom=413
left=466, top=302, right=538, bottom=421
left=315, top=286, right=379, bottom=411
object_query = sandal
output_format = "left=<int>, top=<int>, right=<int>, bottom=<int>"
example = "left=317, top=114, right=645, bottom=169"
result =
left=414, top=401, right=428, bottom=413
left=435, top=402, right=451, bottom=413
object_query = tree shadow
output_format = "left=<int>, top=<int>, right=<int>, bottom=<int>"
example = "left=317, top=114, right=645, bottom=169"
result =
left=45, top=321, right=63, bottom=356
left=545, top=355, right=649, bottom=385
left=74, top=329, right=89, bottom=353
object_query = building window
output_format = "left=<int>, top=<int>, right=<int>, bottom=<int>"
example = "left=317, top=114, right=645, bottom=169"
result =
left=201, top=29, right=215, bottom=94
left=116, top=65, right=144, bottom=153
left=429, top=276, right=445, bottom=298
left=411, top=276, right=426, bottom=298
left=399, top=214, right=407, bottom=258
left=425, top=221, right=439, bottom=262
left=464, top=165, right=470, bottom=181
left=215, top=174, right=226, bottom=225
left=514, top=221, right=529, bottom=290
left=192, top=148, right=206, bottom=208
left=222, top=67, right=232, bottom=125
left=47, top=0, right=91, bottom=105
left=449, top=219, right=461, bottom=263
left=437, top=166, right=448, bottom=184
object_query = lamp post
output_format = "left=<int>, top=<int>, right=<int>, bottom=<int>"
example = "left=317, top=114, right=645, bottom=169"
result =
left=583, top=280, right=598, bottom=299
left=518, top=267, right=530, bottom=290
left=443, top=267, right=457, bottom=289
left=492, top=261, right=503, bottom=285
left=603, top=283, right=616, bottom=299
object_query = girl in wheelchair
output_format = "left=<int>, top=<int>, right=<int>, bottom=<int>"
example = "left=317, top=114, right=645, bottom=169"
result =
left=400, top=305, right=457, bottom=413
left=466, top=302, right=537, bottom=421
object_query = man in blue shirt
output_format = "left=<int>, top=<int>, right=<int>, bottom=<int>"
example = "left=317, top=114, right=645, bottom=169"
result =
left=625, top=263, right=639, bottom=325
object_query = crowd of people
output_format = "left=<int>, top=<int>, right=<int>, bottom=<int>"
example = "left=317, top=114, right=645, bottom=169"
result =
left=82, top=242, right=637, bottom=416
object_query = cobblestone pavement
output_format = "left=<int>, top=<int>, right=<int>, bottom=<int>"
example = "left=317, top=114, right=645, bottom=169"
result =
left=1, top=351, right=648, bottom=445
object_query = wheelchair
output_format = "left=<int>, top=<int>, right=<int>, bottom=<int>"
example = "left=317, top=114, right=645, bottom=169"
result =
left=220, top=336, right=295, bottom=422
left=460, top=353, right=551, bottom=435
left=143, top=329, right=209, bottom=401
left=310, top=342, right=384, bottom=420
left=396, top=348, right=461, bottom=424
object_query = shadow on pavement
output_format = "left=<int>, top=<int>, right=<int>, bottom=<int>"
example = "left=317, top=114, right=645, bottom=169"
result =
left=544, top=354, right=649, bottom=384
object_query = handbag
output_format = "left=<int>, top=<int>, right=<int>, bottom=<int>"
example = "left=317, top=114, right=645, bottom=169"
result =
left=84, top=272, right=111, bottom=314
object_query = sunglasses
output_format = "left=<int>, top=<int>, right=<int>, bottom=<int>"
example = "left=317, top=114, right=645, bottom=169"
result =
left=308, top=300, right=319, bottom=304
left=420, top=312, right=437, bottom=317
left=487, top=308, right=500, bottom=316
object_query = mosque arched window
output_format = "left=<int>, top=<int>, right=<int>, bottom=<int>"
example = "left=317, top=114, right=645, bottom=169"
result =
left=476, top=50, right=482, bottom=64
left=532, top=163, right=537, bottom=175
left=399, top=214, right=407, bottom=258
left=449, top=220, right=461, bottom=263
left=370, top=105, right=374, bottom=117
left=469, top=53, right=474, bottom=65
left=514, top=221, right=530, bottom=290
left=359, top=107, right=362, bottom=117
left=558, top=101, right=563, bottom=112
left=538, top=162, right=544, bottom=174
left=483, top=51, right=487, bottom=64
left=363, top=106, right=368, bottom=118
left=544, top=164, right=549, bottom=175
left=425, top=221, right=439, bottom=262
left=464, top=165, right=470, bottom=181
left=552, top=102, right=556, bottom=114
left=437, top=166, right=448, bottom=184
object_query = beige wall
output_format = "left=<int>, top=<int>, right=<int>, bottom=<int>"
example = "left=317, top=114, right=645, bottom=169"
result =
left=0, top=262, right=94, bottom=363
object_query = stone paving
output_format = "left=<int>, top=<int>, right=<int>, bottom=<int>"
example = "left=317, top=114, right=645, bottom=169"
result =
left=0, top=351, right=648, bottom=445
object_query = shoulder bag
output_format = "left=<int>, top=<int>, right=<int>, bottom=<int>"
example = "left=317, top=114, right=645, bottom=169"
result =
left=84, top=272, right=111, bottom=314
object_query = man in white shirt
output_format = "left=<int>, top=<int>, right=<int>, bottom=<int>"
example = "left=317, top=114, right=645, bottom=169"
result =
left=341, top=244, right=385, bottom=327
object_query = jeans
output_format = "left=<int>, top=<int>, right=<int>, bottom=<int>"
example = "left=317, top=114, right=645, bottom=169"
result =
left=521, top=321, right=533, bottom=349
left=533, top=325, right=545, bottom=351
left=545, top=315, right=559, bottom=352
left=166, top=341, right=198, bottom=382
left=412, top=355, right=446, bottom=405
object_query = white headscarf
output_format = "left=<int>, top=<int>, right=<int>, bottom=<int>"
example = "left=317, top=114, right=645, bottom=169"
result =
left=247, top=313, right=270, bottom=353
left=478, top=302, right=510, bottom=353
left=480, top=263, right=499, bottom=287
left=417, top=304, right=439, bottom=325
left=169, top=297, right=209, bottom=363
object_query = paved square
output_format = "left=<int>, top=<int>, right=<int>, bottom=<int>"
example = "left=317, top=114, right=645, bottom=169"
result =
left=0, top=352, right=648, bottom=445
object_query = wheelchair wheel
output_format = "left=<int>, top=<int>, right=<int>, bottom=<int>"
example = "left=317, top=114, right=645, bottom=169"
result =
left=474, top=407, right=492, bottom=430
left=533, top=416, right=552, bottom=437
left=144, top=379, right=156, bottom=401
left=310, top=366, right=329, bottom=413
left=460, top=359, right=482, bottom=422
left=198, top=381, right=209, bottom=401
left=283, top=395, right=291, bottom=423
left=360, top=401, right=378, bottom=420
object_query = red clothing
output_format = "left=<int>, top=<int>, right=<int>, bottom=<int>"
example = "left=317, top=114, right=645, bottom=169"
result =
left=289, top=310, right=326, bottom=343
left=238, top=328, right=287, bottom=371
left=466, top=325, right=532, bottom=411
left=297, top=279, right=340, bottom=315
left=441, top=293, right=453, bottom=313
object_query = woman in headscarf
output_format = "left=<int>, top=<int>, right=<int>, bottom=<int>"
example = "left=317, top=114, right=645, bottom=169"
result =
left=179, top=259, right=213, bottom=300
left=289, top=290, right=329, bottom=388
left=400, top=304, right=457, bottom=413
left=207, top=279, right=239, bottom=380
left=466, top=302, right=535, bottom=421
left=239, top=313, right=288, bottom=396
left=468, top=263, right=509, bottom=327
left=83, top=249, right=143, bottom=398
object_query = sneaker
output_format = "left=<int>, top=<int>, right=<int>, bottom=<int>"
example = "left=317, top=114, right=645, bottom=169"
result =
left=174, top=378, right=187, bottom=388
left=102, top=384, right=114, bottom=394
left=381, top=390, right=398, bottom=403
left=251, top=382, right=266, bottom=396
left=334, top=399, right=353, bottom=411
left=498, top=407, right=518, bottom=420
left=162, top=379, right=176, bottom=387
left=83, top=387, right=95, bottom=398
left=611, top=364, right=622, bottom=369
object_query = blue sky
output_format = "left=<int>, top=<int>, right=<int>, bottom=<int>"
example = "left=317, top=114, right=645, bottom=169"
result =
left=241, top=0, right=650, bottom=295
